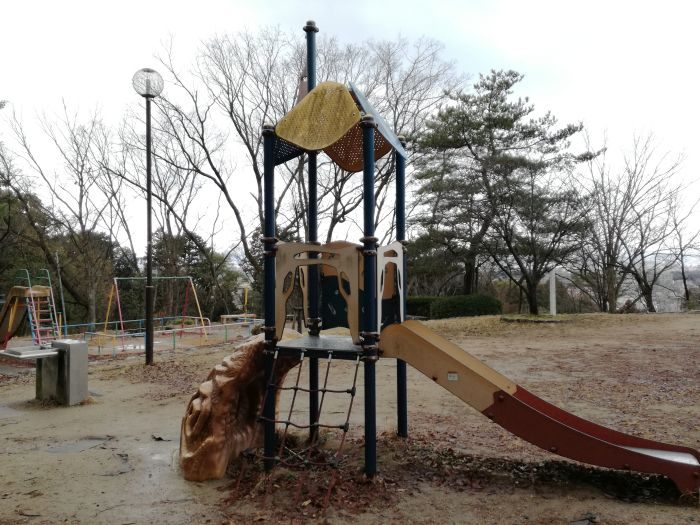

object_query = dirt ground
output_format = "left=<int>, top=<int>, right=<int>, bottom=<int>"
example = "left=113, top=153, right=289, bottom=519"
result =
left=0, top=314, right=698, bottom=524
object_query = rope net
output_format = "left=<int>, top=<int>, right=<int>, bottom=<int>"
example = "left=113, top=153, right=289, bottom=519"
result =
left=236, top=348, right=361, bottom=504
left=258, top=349, right=360, bottom=468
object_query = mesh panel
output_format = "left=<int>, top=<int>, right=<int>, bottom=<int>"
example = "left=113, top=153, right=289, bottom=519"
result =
left=273, top=136, right=304, bottom=166
left=350, top=82, right=407, bottom=159
left=323, top=124, right=392, bottom=173
left=275, top=81, right=360, bottom=151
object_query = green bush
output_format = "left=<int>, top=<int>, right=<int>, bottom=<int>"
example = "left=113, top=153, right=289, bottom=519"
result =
left=406, top=296, right=439, bottom=318
left=430, top=294, right=502, bottom=319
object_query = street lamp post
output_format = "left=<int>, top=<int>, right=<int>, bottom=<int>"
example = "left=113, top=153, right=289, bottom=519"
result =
left=132, top=68, right=163, bottom=365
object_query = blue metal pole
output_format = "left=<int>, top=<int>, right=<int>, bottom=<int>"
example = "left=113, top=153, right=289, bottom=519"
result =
left=262, top=123, right=277, bottom=471
left=361, top=114, right=378, bottom=477
left=304, top=19, right=321, bottom=443
left=145, top=96, right=155, bottom=365
left=304, top=20, right=318, bottom=92
left=396, top=136, right=408, bottom=438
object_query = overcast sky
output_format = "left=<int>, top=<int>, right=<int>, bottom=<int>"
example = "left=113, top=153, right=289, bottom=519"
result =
left=4, top=1, right=699, bottom=154
left=2, top=0, right=698, bottom=248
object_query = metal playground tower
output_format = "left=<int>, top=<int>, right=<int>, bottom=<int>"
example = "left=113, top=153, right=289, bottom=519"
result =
left=261, top=20, right=408, bottom=476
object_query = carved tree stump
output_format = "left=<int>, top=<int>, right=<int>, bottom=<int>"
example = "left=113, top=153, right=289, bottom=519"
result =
left=179, top=337, right=298, bottom=481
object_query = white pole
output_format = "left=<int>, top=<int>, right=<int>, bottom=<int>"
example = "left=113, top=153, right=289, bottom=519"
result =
left=549, top=267, right=557, bottom=316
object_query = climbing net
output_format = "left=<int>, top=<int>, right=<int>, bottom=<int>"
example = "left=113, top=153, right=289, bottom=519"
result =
left=272, top=350, right=360, bottom=468
left=261, top=349, right=360, bottom=466
left=236, top=348, right=362, bottom=503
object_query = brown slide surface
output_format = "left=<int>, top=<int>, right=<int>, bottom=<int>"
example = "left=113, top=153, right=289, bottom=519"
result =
left=0, top=286, right=52, bottom=349
left=380, top=320, right=700, bottom=494
left=0, top=287, right=30, bottom=349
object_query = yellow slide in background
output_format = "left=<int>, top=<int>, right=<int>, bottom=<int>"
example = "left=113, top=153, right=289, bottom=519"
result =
left=379, top=320, right=700, bottom=495
left=0, top=286, right=51, bottom=349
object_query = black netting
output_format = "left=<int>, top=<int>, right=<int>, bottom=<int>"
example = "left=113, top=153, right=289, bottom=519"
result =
left=274, top=136, right=305, bottom=166
left=349, top=82, right=407, bottom=160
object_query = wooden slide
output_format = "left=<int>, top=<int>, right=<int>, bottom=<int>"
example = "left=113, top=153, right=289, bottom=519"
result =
left=380, top=320, right=700, bottom=495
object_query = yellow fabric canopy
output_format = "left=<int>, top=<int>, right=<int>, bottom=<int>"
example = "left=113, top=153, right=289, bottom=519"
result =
left=274, top=81, right=402, bottom=172
left=275, top=81, right=361, bottom=151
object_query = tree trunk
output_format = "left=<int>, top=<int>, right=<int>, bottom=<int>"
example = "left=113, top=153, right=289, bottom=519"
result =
left=679, top=251, right=690, bottom=303
left=167, top=281, right=175, bottom=318
left=526, top=281, right=539, bottom=315
left=463, top=257, right=477, bottom=295
left=517, top=286, right=523, bottom=313
left=88, top=286, right=97, bottom=329
left=605, top=265, right=617, bottom=313
left=641, top=286, right=656, bottom=313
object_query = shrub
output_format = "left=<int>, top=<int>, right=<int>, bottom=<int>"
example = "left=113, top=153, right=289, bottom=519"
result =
left=406, top=296, right=439, bottom=318
left=430, top=294, right=502, bottom=319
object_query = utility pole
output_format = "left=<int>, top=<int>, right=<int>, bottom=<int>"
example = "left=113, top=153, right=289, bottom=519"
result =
left=54, top=252, right=68, bottom=336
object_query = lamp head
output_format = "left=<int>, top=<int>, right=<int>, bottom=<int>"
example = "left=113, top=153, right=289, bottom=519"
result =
left=132, top=68, right=164, bottom=98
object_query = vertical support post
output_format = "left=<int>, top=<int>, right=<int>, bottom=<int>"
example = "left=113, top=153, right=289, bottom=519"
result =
left=549, top=267, right=557, bottom=316
left=395, top=136, right=408, bottom=438
left=114, top=278, right=125, bottom=350
left=54, top=252, right=68, bottom=336
left=361, top=114, right=378, bottom=477
left=304, top=20, right=318, bottom=94
left=145, top=96, right=155, bottom=366
left=304, top=19, right=321, bottom=443
left=262, top=123, right=278, bottom=471
left=189, top=276, right=207, bottom=338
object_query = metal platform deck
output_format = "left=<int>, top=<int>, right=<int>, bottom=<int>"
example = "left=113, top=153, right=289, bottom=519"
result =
left=275, top=335, right=363, bottom=360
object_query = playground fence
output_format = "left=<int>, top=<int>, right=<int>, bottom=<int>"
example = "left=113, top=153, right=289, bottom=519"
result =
left=66, top=317, right=264, bottom=358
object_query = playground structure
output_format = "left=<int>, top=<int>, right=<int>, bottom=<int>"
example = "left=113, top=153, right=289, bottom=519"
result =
left=179, top=20, right=700, bottom=494
left=0, top=271, right=232, bottom=356
left=194, top=21, right=692, bottom=493
left=92, top=275, right=210, bottom=353
left=0, top=270, right=60, bottom=350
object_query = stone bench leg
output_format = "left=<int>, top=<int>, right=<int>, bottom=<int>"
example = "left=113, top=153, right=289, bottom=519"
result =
left=36, top=340, right=88, bottom=406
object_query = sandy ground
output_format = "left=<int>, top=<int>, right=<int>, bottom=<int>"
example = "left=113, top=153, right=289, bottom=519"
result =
left=0, top=314, right=698, bottom=524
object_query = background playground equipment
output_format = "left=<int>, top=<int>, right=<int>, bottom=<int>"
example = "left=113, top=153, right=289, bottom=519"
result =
left=0, top=269, right=61, bottom=349
left=180, top=21, right=700, bottom=495
left=219, top=283, right=258, bottom=327
left=240, top=282, right=251, bottom=317
left=92, top=276, right=209, bottom=354
left=1, top=272, right=252, bottom=356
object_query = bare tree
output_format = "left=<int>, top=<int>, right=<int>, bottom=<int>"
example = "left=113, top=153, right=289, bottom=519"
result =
left=147, top=29, right=459, bottom=285
left=665, top=193, right=699, bottom=307
left=108, top=111, right=240, bottom=316
left=0, top=101, right=15, bottom=246
left=4, top=104, right=128, bottom=324
left=568, top=134, right=684, bottom=312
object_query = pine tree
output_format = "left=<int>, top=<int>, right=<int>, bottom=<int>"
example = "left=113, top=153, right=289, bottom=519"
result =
left=414, top=70, right=591, bottom=313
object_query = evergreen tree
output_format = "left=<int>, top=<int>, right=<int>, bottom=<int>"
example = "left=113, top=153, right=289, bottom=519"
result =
left=414, top=70, right=591, bottom=313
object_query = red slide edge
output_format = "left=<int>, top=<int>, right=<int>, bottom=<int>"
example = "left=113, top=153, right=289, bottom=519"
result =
left=485, top=387, right=700, bottom=495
